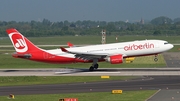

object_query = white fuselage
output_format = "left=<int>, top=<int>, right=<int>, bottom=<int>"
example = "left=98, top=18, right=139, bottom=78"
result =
left=47, top=40, right=173, bottom=58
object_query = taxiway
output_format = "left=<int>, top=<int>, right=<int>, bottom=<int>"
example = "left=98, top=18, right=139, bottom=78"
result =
left=0, top=76, right=180, bottom=96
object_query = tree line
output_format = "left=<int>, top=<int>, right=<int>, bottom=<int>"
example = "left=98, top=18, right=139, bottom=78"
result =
left=0, top=16, right=180, bottom=37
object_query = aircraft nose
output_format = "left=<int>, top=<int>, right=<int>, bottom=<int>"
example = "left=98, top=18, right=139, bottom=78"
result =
left=169, top=44, right=174, bottom=49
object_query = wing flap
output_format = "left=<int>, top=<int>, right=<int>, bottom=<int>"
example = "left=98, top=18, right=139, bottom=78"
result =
left=60, top=47, right=126, bottom=61
left=60, top=47, right=107, bottom=60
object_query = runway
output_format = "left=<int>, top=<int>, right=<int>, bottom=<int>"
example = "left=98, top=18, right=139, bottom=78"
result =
left=1, top=68, right=180, bottom=76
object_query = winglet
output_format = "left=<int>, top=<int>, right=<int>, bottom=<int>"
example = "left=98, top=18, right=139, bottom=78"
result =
left=67, top=42, right=74, bottom=48
left=60, top=47, right=68, bottom=52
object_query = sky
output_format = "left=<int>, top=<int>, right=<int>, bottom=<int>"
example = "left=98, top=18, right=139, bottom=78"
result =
left=0, top=0, right=180, bottom=22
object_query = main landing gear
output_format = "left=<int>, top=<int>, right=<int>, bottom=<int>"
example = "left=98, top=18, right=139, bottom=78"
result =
left=89, top=59, right=99, bottom=71
left=154, top=55, right=158, bottom=62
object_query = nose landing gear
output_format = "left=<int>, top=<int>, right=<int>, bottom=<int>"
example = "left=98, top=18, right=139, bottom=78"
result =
left=154, top=55, right=158, bottom=62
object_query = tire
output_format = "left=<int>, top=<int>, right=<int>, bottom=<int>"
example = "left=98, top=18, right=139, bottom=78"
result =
left=94, top=64, right=99, bottom=69
left=89, top=66, right=94, bottom=71
left=154, top=58, right=158, bottom=62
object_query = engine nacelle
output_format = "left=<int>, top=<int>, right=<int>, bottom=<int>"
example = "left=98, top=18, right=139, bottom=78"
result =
left=106, top=54, right=123, bottom=64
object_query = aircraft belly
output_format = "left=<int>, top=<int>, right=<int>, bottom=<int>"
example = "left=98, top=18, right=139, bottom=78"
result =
left=125, top=49, right=154, bottom=57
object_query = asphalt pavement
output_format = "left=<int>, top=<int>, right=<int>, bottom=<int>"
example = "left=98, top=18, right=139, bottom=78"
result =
left=0, top=76, right=180, bottom=96
left=163, top=52, right=180, bottom=67
left=147, top=89, right=180, bottom=101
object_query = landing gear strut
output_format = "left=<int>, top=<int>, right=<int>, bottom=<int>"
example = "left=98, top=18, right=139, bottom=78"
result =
left=154, top=55, right=158, bottom=62
left=89, top=59, right=99, bottom=71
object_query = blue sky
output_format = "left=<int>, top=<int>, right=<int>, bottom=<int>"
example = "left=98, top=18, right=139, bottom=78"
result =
left=0, top=0, right=180, bottom=22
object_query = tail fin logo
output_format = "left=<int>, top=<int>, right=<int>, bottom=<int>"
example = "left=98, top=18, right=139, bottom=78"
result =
left=10, top=33, right=28, bottom=53
left=15, top=39, right=26, bottom=49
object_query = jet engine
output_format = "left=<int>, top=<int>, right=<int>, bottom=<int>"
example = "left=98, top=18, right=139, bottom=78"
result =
left=106, top=54, right=123, bottom=64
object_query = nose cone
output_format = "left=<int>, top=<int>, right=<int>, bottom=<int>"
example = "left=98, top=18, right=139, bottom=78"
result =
left=166, top=44, right=174, bottom=51
left=170, top=44, right=174, bottom=49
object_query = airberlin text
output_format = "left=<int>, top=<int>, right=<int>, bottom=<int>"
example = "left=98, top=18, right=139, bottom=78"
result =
left=124, top=43, right=154, bottom=51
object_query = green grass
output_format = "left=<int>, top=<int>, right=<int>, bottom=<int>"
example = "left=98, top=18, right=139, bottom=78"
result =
left=0, top=76, right=137, bottom=86
left=0, top=90, right=157, bottom=101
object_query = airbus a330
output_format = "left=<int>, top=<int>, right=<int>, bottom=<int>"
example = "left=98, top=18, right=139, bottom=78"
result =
left=7, top=29, right=173, bottom=71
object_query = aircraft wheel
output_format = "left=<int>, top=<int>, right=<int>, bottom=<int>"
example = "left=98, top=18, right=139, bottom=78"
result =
left=94, top=64, right=99, bottom=69
left=89, top=66, right=94, bottom=71
left=154, top=58, right=158, bottom=62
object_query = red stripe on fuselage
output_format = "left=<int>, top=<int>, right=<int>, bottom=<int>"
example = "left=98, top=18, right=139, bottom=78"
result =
left=27, top=52, right=160, bottom=64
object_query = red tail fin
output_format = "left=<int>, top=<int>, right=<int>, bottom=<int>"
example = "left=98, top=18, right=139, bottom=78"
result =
left=6, top=28, right=42, bottom=54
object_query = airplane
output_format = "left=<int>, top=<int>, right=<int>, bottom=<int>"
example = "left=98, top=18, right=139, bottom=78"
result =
left=6, top=28, right=174, bottom=71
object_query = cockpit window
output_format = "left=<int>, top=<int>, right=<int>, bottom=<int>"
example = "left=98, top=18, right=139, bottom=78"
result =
left=164, top=42, right=169, bottom=45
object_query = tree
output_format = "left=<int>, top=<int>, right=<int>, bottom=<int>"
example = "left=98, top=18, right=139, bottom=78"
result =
left=62, top=26, right=68, bottom=31
left=42, top=19, right=51, bottom=26
left=106, top=23, right=116, bottom=32
left=151, top=16, right=172, bottom=25
left=174, top=18, right=180, bottom=23
left=153, top=30, right=161, bottom=36
left=64, top=20, right=69, bottom=26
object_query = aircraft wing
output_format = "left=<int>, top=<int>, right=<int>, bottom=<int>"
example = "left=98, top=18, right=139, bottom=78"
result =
left=60, top=47, right=108, bottom=60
